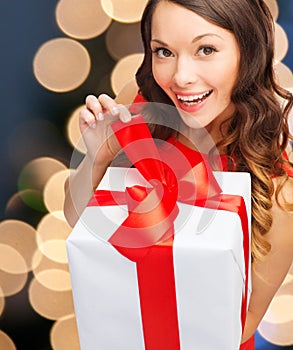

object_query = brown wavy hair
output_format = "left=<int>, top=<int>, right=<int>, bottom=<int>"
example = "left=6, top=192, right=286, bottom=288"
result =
left=136, top=0, right=293, bottom=261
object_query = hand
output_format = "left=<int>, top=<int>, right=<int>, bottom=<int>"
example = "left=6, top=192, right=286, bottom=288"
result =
left=79, top=94, right=132, bottom=165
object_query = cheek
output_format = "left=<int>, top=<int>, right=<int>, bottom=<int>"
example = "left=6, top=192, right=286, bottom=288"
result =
left=215, top=65, right=239, bottom=99
left=152, top=63, right=171, bottom=89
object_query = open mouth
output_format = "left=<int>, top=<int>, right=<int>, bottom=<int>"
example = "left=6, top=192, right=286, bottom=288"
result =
left=176, top=90, right=213, bottom=106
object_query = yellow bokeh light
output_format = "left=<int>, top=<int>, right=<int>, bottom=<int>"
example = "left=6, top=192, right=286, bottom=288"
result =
left=43, top=169, right=71, bottom=214
left=36, top=212, right=71, bottom=263
left=17, top=157, right=67, bottom=211
left=39, top=240, right=68, bottom=264
left=264, top=0, right=279, bottom=21
left=0, top=244, right=27, bottom=275
left=106, top=22, right=143, bottom=61
left=33, top=38, right=91, bottom=92
left=29, top=277, right=75, bottom=320
left=0, top=220, right=37, bottom=272
left=50, top=314, right=81, bottom=350
left=32, top=249, right=69, bottom=275
left=274, top=62, right=293, bottom=90
left=0, top=269, right=27, bottom=297
left=0, top=331, right=16, bottom=350
left=56, top=0, right=111, bottom=40
left=274, top=22, right=289, bottom=63
left=101, top=0, right=148, bottom=23
left=111, top=53, right=144, bottom=95
left=66, top=105, right=87, bottom=154
left=37, top=212, right=72, bottom=246
left=18, top=157, right=67, bottom=192
left=34, top=269, right=72, bottom=292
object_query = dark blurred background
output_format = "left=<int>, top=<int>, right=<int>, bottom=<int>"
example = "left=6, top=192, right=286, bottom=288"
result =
left=0, top=1, right=292, bottom=349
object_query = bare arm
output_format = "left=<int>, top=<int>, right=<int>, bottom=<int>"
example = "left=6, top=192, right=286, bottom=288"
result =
left=64, top=84, right=139, bottom=227
left=241, top=176, right=293, bottom=342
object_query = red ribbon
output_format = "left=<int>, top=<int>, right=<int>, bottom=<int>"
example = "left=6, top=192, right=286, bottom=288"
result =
left=88, top=115, right=249, bottom=349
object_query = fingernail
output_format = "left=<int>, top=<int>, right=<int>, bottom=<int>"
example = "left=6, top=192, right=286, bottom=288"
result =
left=112, top=107, right=119, bottom=116
left=98, top=112, right=104, bottom=121
left=122, top=114, right=131, bottom=123
left=90, top=122, right=96, bottom=129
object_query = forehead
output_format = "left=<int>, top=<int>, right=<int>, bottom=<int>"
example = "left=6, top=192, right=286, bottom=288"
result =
left=151, top=1, right=229, bottom=38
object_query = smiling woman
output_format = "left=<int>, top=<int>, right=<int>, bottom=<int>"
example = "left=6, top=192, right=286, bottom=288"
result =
left=63, top=0, right=293, bottom=349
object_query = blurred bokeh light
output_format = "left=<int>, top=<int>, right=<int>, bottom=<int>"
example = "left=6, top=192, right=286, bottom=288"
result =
left=101, top=0, right=148, bottom=23
left=56, top=0, right=112, bottom=40
left=33, top=38, right=91, bottom=92
left=66, top=105, right=87, bottom=154
left=0, top=331, right=17, bottom=350
left=28, top=278, right=75, bottom=320
left=110, top=53, right=144, bottom=95
left=264, top=0, right=279, bottom=21
left=43, top=169, right=71, bottom=214
left=274, top=22, right=289, bottom=63
left=50, top=314, right=80, bottom=350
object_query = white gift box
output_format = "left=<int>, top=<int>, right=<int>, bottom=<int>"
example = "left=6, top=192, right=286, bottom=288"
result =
left=66, top=167, right=251, bottom=350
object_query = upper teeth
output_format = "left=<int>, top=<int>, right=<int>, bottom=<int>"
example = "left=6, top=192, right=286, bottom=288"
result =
left=177, top=90, right=212, bottom=102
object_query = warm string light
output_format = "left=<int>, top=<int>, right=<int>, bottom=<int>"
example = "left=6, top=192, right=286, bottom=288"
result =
left=50, top=314, right=81, bottom=350
left=43, top=170, right=72, bottom=214
left=28, top=278, right=75, bottom=320
left=101, top=0, right=148, bottom=23
left=66, top=106, right=87, bottom=155
left=56, top=0, right=112, bottom=40
left=0, top=331, right=17, bottom=350
left=33, top=38, right=91, bottom=93
left=110, top=53, right=144, bottom=95
left=0, top=0, right=290, bottom=348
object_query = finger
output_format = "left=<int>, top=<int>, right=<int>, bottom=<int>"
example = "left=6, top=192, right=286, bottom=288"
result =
left=79, top=108, right=97, bottom=131
left=98, top=94, right=119, bottom=117
left=116, top=104, right=132, bottom=123
left=85, top=95, right=103, bottom=120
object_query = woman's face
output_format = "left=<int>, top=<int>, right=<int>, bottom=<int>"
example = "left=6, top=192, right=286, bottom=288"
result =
left=150, top=1, right=240, bottom=132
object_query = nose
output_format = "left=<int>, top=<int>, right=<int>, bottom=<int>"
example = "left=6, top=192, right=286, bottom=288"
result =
left=172, top=56, right=198, bottom=87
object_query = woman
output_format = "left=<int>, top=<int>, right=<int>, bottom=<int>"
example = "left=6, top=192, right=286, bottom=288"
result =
left=64, top=0, right=293, bottom=349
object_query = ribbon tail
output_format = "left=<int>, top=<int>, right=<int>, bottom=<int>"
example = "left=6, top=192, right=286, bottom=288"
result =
left=137, top=231, right=181, bottom=350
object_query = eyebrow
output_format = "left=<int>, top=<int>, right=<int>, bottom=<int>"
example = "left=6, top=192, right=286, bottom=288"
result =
left=192, top=33, right=224, bottom=43
left=151, top=33, right=224, bottom=46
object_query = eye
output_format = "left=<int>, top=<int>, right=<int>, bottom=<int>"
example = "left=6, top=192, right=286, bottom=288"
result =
left=153, top=47, right=174, bottom=58
left=197, top=46, right=217, bottom=57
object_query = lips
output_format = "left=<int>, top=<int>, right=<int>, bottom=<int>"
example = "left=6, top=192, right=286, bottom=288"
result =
left=176, top=89, right=213, bottom=106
